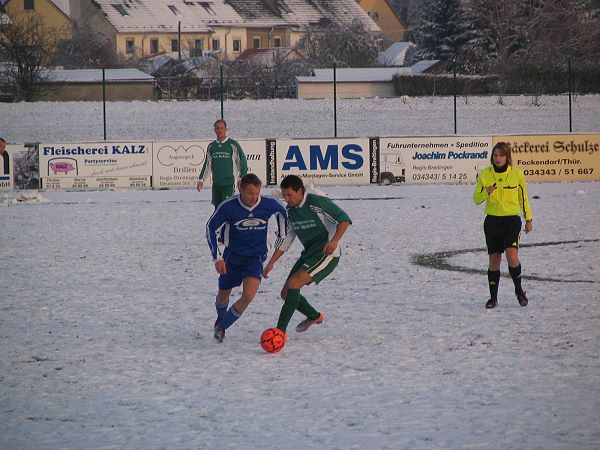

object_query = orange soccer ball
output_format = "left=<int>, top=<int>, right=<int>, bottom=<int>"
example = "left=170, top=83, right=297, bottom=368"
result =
left=260, top=327, right=286, bottom=353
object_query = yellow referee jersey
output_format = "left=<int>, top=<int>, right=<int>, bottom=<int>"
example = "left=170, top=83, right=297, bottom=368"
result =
left=473, top=165, right=533, bottom=221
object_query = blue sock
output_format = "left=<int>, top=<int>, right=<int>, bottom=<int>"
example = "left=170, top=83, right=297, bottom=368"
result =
left=215, top=300, right=228, bottom=321
left=219, top=305, right=242, bottom=330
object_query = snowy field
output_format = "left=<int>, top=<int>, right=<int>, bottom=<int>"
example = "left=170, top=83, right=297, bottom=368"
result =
left=1, top=95, right=599, bottom=143
left=1, top=182, right=599, bottom=449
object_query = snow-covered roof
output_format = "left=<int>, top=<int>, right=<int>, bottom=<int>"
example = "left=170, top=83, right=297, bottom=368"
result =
left=297, top=60, right=441, bottom=83
left=92, top=0, right=244, bottom=32
left=48, top=0, right=70, bottom=16
left=91, top=0, right=380, bottom=33
left=226, top=0, right=380, bottom=32
left=43, top=68, right=154, bottom=83
left=409, top=60, right=440, bottom=73
left=297, top=67, right=410, bottom=83
left=377, top=42, right=415, bottom=66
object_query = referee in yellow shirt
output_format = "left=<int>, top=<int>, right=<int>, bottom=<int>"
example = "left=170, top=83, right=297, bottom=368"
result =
left=473, top=142, right=533, bottom=309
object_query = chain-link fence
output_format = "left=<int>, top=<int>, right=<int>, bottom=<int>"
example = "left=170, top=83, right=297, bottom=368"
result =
left=2, top=60, right=599, bottom=144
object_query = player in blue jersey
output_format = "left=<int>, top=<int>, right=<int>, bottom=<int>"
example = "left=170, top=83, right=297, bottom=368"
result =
left=206, top=173, right=288, bottom=342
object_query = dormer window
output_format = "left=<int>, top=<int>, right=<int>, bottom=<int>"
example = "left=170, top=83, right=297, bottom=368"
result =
left=199, top=2, right=215, bottom=15
left=168, top=5, right=180, bottom=14
left=112, top=4, right=129, bottom=16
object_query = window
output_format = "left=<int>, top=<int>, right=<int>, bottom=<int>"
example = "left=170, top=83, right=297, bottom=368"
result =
left=111, top=3, right=129, bottom=16
left=212, top=39, right=220, bottom=51
left=232, top=39, right=241, bottom=52
left=24, top=0, right=34, bottom=10
left=194, top=39, right=204, bottom=51
left=150, top=39, right=159, bottom=54
left=273, top=37, right=282, bottom=48
left=368, top=10, right=379, bottom=22
left=171, top=39, right=179, bottom=52
left=125, top=39, right=135, bottom=54
left=199, top=2, right=215, bottom=15
left=253, top=37, right=260, bottom=49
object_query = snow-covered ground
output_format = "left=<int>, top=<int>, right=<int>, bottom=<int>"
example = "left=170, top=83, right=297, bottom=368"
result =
left=1, top=95, right=599, bottom=143
left=1, top=182, right=599, bottom=449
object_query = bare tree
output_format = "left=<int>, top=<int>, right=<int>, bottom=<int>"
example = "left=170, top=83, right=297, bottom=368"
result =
left=54, top=25, right=126, bottom=69
left=297, top=18, right=379, bottom=68
left=0, top=13, right=61, bottom=100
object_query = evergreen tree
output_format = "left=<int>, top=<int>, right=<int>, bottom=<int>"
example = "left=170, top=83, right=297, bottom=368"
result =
left=409, top=0, right=466, bottom=64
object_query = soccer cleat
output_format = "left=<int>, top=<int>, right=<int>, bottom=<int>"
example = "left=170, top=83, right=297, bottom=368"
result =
left=213, top=325, right=225, bottom=343
left=517, top=291, right=528, bottom=307
left=485, top=299, right=498, bottom=309
left=295, top=313, right=324, bottom=332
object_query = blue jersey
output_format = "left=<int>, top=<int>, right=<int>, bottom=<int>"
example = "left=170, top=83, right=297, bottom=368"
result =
left=206, top=195, right=288, bottom=262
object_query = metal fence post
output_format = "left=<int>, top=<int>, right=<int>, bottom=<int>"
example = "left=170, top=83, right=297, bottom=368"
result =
left=453, top=61, right=457, bottom=135
left=102, top=68, right=107, bottom=141
left=568, top=58, right=573, bottom=133
left=220, top=64, right=224, bottom=120
left=333, top=62, right=337, bottom=138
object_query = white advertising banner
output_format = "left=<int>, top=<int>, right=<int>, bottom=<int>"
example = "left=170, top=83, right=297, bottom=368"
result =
left=1, top=143, right=16, bottom=190
left=39, top=142, right=153, bottom=189
left=153, top=139, right=267, bottom=189
left=379, top=136, right=492, bottom=184
left=274, top=138, right=371, bottom=185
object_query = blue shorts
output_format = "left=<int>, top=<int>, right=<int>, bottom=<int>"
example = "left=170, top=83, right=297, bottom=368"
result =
left=218, top=253, right=265, bottom=290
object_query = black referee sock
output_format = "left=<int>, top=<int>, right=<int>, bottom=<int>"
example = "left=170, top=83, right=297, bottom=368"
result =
left=509, top=264, right=523, bottom=294
left=487, top=269, right=501, bottom=300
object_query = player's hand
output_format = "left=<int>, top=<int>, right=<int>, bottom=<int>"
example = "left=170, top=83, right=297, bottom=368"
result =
left=323, top=240, right=338, bottom=255
left=196, top=180, right=203, bottom=191
left=215, top=259, right=226, bottom=274
left=524, top=220, right=533, bottom=234
left=262, top=262, right=274, bottom=279
left=486, top=184, right=497, bottom=195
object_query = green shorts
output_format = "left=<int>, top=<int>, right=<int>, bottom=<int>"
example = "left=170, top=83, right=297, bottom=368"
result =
left=288, top=253, right=340, bottom=285
left=212, top=184, right=235, bottom=207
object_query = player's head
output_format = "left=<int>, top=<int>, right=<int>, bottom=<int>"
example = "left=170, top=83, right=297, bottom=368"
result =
left=0, top=137, right=5, bottom=153
left=239, top=173, right=262, bottom=207
left=491, top=142, right=512, bottom=168
left=280, top=175, right=305, bottom=206
left=213, top=119, right=227, bottom=141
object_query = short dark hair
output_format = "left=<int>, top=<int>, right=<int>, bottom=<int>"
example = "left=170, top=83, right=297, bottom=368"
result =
left=280, top=174, right=304, bottom=191
left=0, top=137, right=5, bottom=144
left=240, top=173, right=262, bottom=189
left=214, top=119, right=227, bottom=128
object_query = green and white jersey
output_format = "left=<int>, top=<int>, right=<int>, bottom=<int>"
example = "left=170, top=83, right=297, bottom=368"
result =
left=278, top=192, right=351, bottom=258
left=198, top=137, right=248, bottom=187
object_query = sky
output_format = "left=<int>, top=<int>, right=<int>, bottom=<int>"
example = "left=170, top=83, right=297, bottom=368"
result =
left=1, top=182, right=599, bottom=449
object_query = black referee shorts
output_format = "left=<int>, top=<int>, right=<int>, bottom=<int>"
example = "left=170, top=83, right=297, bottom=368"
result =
left=483, top=215, right=522, bottom=254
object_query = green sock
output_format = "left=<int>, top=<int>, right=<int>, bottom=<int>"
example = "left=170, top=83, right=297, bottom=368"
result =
left=277, top=288, right=301, bottom=332
left=296, top=294, right=319, bottom=321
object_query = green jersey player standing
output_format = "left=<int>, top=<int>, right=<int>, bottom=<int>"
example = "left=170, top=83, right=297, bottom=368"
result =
left=197, top=119, right=248, bottom=208
left=263, top=175, right=352, bottom=342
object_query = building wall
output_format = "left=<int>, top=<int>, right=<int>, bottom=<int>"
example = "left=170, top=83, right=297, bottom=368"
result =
left=357, top=0, right=406, bottom=41
left=245, top=28, right=289, bottom=49
left=113, top=27, right=249, bottom=60
left=4, top=0, right=73, bottom=38
left=297, top=81, right=395, bottom=99
left=38, top=82, right=154, bottom=101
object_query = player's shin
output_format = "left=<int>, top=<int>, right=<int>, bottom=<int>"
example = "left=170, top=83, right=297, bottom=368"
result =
left=276, top=288, right=302, bottom=332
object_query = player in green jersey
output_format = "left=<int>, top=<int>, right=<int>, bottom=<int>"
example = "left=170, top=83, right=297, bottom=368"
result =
left=473, top=142, right=533, bottom=309
left=197, top=120, right=248, bottom=208
left=263, top=175, right=352, bottom=339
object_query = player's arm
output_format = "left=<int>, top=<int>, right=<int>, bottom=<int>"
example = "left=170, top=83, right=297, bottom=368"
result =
left=197, top=150, right=212, bottom=190
left=205, top=207, right=227, bottom=272
left=518, top=169, right=533, bottom=233
left=263, top=227, right=296, bottom=278
left=323, top=220, right=350, bottom=255
left=236, top=142, right=248, bottom=177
